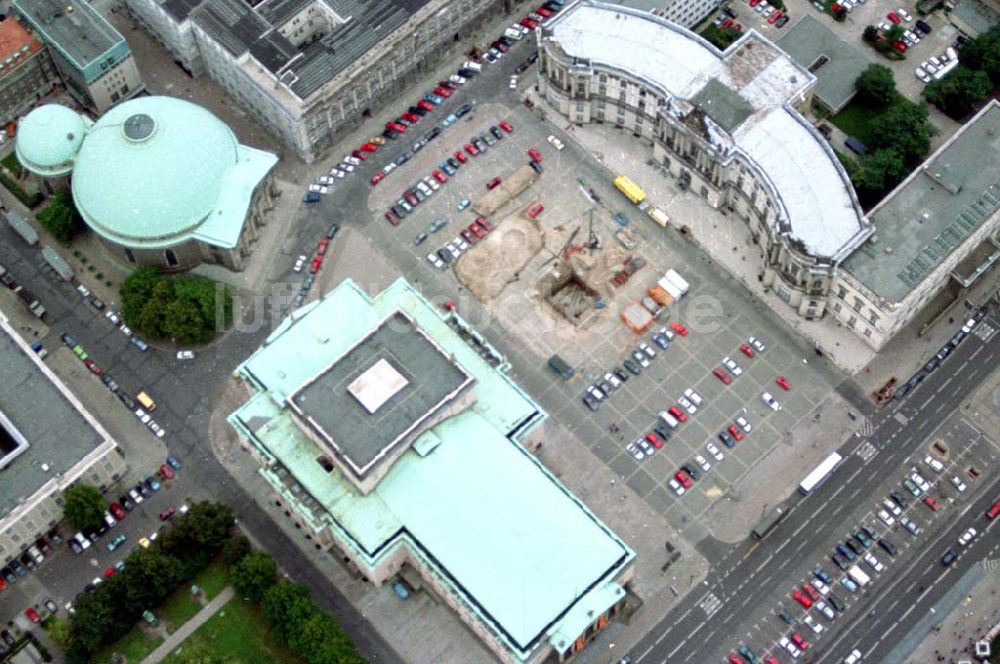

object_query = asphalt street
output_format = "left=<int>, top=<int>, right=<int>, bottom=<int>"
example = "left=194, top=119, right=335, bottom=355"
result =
left=628, top=309, right=1000, bottom=664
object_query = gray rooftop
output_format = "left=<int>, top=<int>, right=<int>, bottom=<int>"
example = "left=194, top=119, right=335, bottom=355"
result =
left=289, top=312, right=473, bottom=478
left=0, top=325, right=107, bottom=518
left=12, top=0, right=122, bottom=68
left=691, top=78, right=754, bottom=132
left=777, top=15, right=872, bottom=113
left=843, top=101, right=1000, bottom=303
left=950, top=0, right=1000, bottom=35
left=189, top=0, right=432, bottom=99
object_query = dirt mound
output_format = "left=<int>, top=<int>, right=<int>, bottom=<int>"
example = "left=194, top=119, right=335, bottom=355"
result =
left=454, top=217, right=543, bottom=301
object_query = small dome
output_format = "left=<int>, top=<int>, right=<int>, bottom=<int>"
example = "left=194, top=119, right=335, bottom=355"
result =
left=16, top=105, right=88, bottom=177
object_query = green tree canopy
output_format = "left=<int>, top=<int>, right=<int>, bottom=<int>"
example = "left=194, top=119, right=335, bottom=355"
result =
left=36, top=192, right=84, bottom=243
left=63, top=483, right=106, bottom=532
left=119, top=269, right=231, bottom=344
left=868, top=100, right=934, bottom=162
left=855, top=64, right=896, bottom=107
left=221, top=534, right=252, bottom=567
left=262, top=581, right=316, bottom=643
left=862, top=25, right=880, bottom=43
left=853, top=148, right=907, bottom=202
left=160, top=501, right=235, bottom=557
left=232, top=551, right=277, bottom=602
left=924, top=67, right=992, bottom=119
left=958, top=25, right=1000, bottom=85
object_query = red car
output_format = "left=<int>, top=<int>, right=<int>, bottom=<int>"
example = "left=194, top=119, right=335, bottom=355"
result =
left=454, top=150, right=468, bottom=163
left=767, top=10, right=782, bottom=23
left=792, top=590, right=812, bottom=609
left=646, top=432, right=665, bottom=449
left=417, top=99, right=435, bottom=112
left=486, top=176, right=502, bottom=190
left=24, top=607, right=40, bottom=623
left=670, top=322, right=688, bottom=336
left=403, top=191, right=418, bottom=206
left=988, top=499, right=1000, bottom=520
left=923, top=496, right=941, bottom=511
left=351, top=149, right=368, bottom=161
left=749, top=0, right=760, bottom=5
left=499, top=120, right=513, bottom=133
left=729, top=655, right=743, bottom=664
left=385, top=210, right=400, bottom=226
left=775, top=376, right=792, bottom=391
left=105, top=566, right=116, bottom=578
left=84, top=359, right=102, bottom=375
left=361, top=142, right=378, bottom=152
left=520, top=17, right=538, bottom=28
left=160, top=464, right=176, bottom=480
left=371, top=171, right=386, bottom=186
left=432, top=169, right=448, bottom=183
left=468, top=223, right=485, bottom=239
left=401, top=111, right=420, bottom=123
left=790, top=633, right=810, bottom=650
left=713, top=368, right=732, bottom=385
left=528, top=148, right=542, bottom=162
left=528, top=204, right=544, bottom=218
left=159, top=507, right=176, bottom=521
left=460, top=229, right=477, bottom=244
left=475, top=216, right=494, bottom=232
left=386, top=121, right=406, bottom=133
left=464, top=143, right=478, bottom=156
left=728, top=424, right=744, bottom=441
left=309, top=257, right=322, bottom=275
left=892, top=40, right=907, bottom=52
left=764, top=656, right=779, bottom=664
left=668, top=405, right=688, bottom=423
left=721, top=17, right=733, bottom=28
left=801, top=583, right=820, bottom=601
left=739, top=343, right=754, bottom=357
left=887, top=11, right=901, bottom=22
left=317, top=238, right=330, bottom=256
left=675, top=471, right=693, bottom=489
left=110, top=502, right=126, bottom=520
left=433, top=86, right=451, bottom=98
left=536, top=6, right=553, bottom=17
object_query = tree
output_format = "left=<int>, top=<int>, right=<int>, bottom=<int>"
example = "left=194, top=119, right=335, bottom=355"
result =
left=958, top=25, right=1000, bottom=85
left=160, top=501, right=234, bottom=557
left=855, top=64, right=896, bottom=107
left=885, top=25, right=904, bottom=44
left=854, top=148, right=906, bottom=196
left=119, top=269, right=231, bottom=344
left=924, top=67, right=992, bottom=119
left=862, top=25, right=880, bottom=43
left=221, top=534, right=252, bottom=567
left=36, top=192, right=83, bottom=243
left=262, top=581, right=315, bottom=643
left=232, top=552, right=277, bottom=602
left=869, top=100, right=934, bottom=161
left=120, top=267, right=161, bottom=324
left=119, top=550, right=185, bottom=614
left=63, top=483, right=106, bottom=532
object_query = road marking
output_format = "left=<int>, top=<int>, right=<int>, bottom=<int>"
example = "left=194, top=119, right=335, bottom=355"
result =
left=936, top=376, right=953, bottom=393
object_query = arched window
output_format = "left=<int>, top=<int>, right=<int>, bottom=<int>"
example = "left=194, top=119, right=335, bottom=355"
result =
left=164, top=249, right=178, bottom=267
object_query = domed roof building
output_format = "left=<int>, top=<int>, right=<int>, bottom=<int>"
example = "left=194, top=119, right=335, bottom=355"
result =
left=16, top=96, right=278, bottom=272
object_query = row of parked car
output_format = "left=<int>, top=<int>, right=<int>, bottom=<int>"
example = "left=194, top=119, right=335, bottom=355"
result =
left=289, top=222, right=340, bottom=308
left=895, top=312, right=984, bottom=399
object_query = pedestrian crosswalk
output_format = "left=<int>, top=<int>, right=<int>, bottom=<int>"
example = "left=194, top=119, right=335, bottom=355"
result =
left=854, top=440, right=878, bottom=462
left=857, top=415, right=875, bottom=439
left=981, top=558, right=1000, bottom=573
left=699, top=591, right=723, bottom=618
left=975, top=321, right=996, bottom=342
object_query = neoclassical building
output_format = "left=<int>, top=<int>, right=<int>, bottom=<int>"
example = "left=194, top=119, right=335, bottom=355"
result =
left=537, top=0, right=872, bottom=319
left=15, top=96, right=278, bottom=271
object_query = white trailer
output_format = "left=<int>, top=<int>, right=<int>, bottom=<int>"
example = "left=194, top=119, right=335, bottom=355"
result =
left=847, top=565, right=871, bottom=588
left=658, top=277, right=682, bottom=300
left=663, top=269, right=690, bottom=297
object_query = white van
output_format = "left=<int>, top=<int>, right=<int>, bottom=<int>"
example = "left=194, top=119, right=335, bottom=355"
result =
left=464, top=60, right=483, bottom=72
left=504, top=27, right=523, bottom=40
left=658, top=411, right=680, bottom=429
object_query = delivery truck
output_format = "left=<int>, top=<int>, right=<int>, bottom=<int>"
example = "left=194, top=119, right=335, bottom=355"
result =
left=663, top=269, right=690, bottom=297
left=847, top=565, right=871, bottom=588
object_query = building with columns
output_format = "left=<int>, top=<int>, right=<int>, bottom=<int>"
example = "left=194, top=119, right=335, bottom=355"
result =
left=229, top=278, right=635, bottom=664
left=536, top=0, right=871, bottom=321
left=15, top=96, right=278, bottom=272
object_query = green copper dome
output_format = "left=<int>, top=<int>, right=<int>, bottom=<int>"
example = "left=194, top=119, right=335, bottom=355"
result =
left=15, top=105, right=88, bottom=177
left=71, top=96, right=242, bottom=246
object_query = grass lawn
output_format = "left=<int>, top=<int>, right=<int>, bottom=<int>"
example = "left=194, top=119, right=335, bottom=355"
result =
left=161, top=598, right=304, bottom=664
left=830, top=100, right=887, bottom=146
left=91, top=628, right=162, bottom=664
left=161, top=559, right=230, bottom=633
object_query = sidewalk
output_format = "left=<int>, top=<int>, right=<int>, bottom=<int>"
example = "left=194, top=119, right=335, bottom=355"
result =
left=141, top=586, right=235, bottom=664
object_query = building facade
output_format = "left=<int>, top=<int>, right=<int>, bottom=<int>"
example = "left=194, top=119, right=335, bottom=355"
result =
left=123, top=0, right=502, bottom=162
left=0, top=313, right=127, bottom=568
left=11, top=0, right=144, bottom=113
left=229, top=278, right=635, bottom=664
left=16, top=96, right=278, bottom=272
left=0, top=17, right=59, bottom=126
left=832, top=101, right=1000, bottom=349
left=656, top=0, right=722, bottom=29
left=537, top=0, right=871, bottom=319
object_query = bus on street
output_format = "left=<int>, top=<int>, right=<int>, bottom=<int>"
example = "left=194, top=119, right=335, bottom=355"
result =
left=798, top=452, right=843, bottom=495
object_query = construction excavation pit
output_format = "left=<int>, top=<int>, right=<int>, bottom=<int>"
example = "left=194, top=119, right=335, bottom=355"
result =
left=454, top=216, right=544, bottom=301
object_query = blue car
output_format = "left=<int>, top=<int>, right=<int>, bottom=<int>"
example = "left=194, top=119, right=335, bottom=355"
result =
left=441, top=113, right=458, bottom=127
left=424, top=94, right=444, bottom=105
left=166, top=455, right=182, bottom=470
left=457, top=198, right=471, bottom=211
left=303, top=192, right=321, bottom=203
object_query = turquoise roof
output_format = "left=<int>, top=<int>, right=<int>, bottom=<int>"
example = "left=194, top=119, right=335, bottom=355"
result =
left=15, top=105, right=89, bottom=177
left=70, top=96, right=276, bottom=250
left=231, top=279, right=634, bottom=661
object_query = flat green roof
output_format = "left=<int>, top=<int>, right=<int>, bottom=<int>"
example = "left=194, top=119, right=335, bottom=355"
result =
left=231, top=279, right=634, bottom=660
left=843, top=101, right=1000, bottom=302
left=777, top=15, right=872, bottom=112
